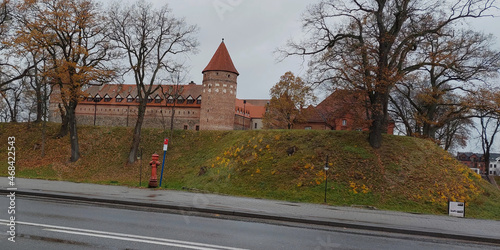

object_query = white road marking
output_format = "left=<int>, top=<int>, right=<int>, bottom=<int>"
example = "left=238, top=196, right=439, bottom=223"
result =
left=44, top=229, right=222, bottom=250
left=0, top=219, right=248, bottom=250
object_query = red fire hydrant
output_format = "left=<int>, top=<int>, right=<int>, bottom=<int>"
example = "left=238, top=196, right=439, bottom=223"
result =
left=148, top=153, right=160, bottom=188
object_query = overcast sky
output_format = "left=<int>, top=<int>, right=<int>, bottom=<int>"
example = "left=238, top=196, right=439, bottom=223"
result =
left=140, top=0, right=311, bottom=100
left=146, top=0, right=500, bottom=101
left=110, top=0, right=499, bottom=152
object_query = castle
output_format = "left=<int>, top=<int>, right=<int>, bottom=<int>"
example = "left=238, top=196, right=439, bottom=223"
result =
left=49, top=41, right=268, bottom=130
left=48, top=41, right=393, bottom=133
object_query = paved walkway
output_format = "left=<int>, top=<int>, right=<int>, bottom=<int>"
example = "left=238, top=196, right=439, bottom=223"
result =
left=1, top=178, right=499, bottom=244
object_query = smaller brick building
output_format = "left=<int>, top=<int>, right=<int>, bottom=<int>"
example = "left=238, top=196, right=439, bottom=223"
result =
left=456, top=152, right=500, bottom=175
left=297, top=90, right=395, bottom=134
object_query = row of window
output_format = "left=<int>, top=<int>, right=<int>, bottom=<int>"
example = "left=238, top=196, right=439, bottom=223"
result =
left=79, top=107, right=196, bottom=115
left=184, top=125, right=200, bottom=131
left=85, top=94, right=202, bottom=105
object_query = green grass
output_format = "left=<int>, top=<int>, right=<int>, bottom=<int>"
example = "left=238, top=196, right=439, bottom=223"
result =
left=1, top=122, right=499, bottom=220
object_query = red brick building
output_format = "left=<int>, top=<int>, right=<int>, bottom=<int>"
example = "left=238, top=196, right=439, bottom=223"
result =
left=48, top=41, right=393, bottom=134
left=49, top=41, right=269, bottom=130
left=296, top=90, right=395, bottom=134
left=456, top=152, right=500, bottom=175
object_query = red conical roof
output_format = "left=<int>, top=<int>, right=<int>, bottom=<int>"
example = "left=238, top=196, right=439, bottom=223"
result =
left=202, top=41, right=239, bottom=75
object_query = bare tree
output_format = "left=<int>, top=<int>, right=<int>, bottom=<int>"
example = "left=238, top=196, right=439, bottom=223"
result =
left=280, top=0, right=496, bottom=148
left=107, top=1, right=198, bottom=164
left=472, top=89, right=500, bottom=176
left=0, top=1, right=36, bottom=94
left=160, top=69, right=185, bottom=139
left=0, top=79, right=25, bottom=122
left=389, top=28, right=499, bottom=144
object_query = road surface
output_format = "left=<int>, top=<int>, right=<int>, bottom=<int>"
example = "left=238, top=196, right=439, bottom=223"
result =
left=0, top=196, right=497, bottom=249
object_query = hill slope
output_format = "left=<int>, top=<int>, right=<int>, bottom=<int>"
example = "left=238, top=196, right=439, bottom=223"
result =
left=1, top=123, right=499, bottom=219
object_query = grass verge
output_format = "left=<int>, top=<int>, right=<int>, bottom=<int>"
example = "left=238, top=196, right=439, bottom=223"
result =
left=1, top=123, right=499, bottom=220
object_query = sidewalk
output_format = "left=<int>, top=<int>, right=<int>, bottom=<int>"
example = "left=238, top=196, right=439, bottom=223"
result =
left=1, top=177, right=499, bottom=244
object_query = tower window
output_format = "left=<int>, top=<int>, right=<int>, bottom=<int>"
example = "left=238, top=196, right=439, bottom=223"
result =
left=184, top=125, right=188, bottom=130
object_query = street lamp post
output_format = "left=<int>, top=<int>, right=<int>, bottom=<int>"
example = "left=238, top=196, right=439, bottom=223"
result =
left=324, top=155, right=329, bottom=203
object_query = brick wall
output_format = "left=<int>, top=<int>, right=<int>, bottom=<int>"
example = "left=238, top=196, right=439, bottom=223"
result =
left=200, top=71, right=238, bottom=130
left=74, top=103, right=200, bottom=130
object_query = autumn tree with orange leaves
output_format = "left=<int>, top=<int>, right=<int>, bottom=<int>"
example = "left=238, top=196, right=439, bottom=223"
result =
left=15, top=0, right=117, bottom=162
left=281, top=0, right=497, bottom=148
left=263, top=71, right=316, bottom=129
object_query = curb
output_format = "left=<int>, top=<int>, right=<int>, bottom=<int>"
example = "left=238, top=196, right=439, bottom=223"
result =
left=2, top=189, right=499, bottom=245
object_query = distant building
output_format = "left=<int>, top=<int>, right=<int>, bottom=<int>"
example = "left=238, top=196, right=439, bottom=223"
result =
left=456, top=152, right=500, bottom=175
left=297, top=90, right=395, bottom=134
left=489, top=155, right=500, bottom=176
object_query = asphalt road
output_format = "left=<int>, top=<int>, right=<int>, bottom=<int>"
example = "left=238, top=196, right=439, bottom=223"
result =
left=0, top=197, right=497, bottom=250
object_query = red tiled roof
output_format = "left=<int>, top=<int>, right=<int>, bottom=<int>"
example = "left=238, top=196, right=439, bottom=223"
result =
left=304, top=106, right=326, bottom=123
left=202, top=41, right=239, bottom=75
left=81, top=83, right=203, bottom=107
left=235, top=99, right=268, bottom=118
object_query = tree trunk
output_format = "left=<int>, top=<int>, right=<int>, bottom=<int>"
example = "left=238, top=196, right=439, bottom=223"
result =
left=484, top=152, right=490, bottom=176
left=57, top=103, right=69, bottom=138
left=35, top=85, right=43, bottom=123
left=67, top=102, right=80, bottom=162
left=369, top=110, right=383, bottom=148
left=368, top=91, right=389, bottom=149
left=41, top=81, right=49, bottom=157
left=128, top=100, right=147, bottom=164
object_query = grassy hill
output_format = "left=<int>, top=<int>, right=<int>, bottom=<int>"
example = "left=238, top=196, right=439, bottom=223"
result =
left=1, top=122, right=499, bottom=220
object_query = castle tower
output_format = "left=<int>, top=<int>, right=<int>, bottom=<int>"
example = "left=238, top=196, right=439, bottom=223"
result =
left=200, top=40, right=239, bottom=130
